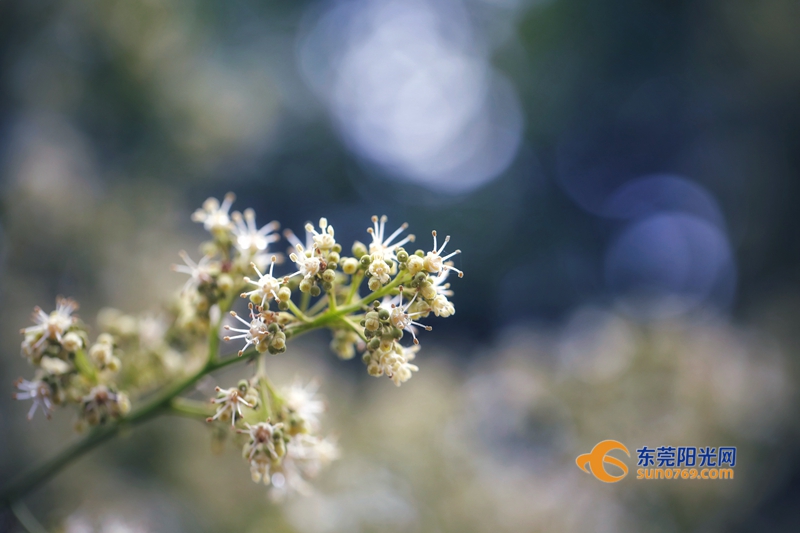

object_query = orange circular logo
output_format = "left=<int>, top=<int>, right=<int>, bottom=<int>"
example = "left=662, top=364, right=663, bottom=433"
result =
left=576, top=440, right=630, bottom=483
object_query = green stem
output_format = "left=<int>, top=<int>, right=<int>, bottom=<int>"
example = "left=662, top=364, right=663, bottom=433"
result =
left=255, top=355, right=272, bottom=420
left=208, top=322, right=221, bottom=364
left=73, top=348, right=97, bottom=385
left=306, top=295, right=329, bottom=317
left=0, top=274, right=406, bottom=508
left=0, top=351, right=245, bottom=507
left=287, top=272, right=408, bottom=338
left=328, top=289, right=337, bottom=313
left=341, top=317, right=367, bottom=342
left=345, top=271, right=364, bottom=305
left=300, top=291, right=311, bottom=313
left=262, top=373, right=283, bottom=407
left=286, top=298, right=311, bottom=323
left=169, top=397, right=214, bottom=419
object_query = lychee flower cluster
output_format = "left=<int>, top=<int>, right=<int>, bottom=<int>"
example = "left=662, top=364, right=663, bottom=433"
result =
left=11, top=193, right=462, bottom=502
left=204, top=372, right=337, bottom=497
left=15, top=298, right=130, bottom=427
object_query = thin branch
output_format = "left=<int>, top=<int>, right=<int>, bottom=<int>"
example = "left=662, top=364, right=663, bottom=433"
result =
left=285, top=298, right=311, bottom=323
left=168, top=397, right=213, bottom=419
left=0, top=274, right=405, bottom=509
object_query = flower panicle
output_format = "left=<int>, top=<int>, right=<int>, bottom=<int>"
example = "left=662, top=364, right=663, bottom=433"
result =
left=13, top=194, right=463, bottom=500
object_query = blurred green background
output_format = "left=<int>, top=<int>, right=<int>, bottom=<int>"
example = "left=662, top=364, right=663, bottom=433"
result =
left=1, top=0, right=800, bottom=531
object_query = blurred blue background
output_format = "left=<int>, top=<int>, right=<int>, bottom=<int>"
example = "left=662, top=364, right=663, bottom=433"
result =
left=1, top=0, right=800, bottom=531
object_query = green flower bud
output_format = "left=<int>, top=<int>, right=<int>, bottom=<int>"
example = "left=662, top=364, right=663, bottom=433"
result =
left=359, top=255, right=371, bottom=268
left=342, top=257, right=359, bottom=275
left=274, top=438, right=286, bottom=458
left=271, top=332, right=286, bottom=351
left=268, top=323, right=280, bottom=334
left=352, top=241, right=368, bottom=259
left=378, top=308, right=390, bottom=320
left=396, top=249, right=409, bottom=263
left=217, top=274, right=234, bottom=293
left=278, top=286, right=291, bottom=302
left=327, top=251, right=340, bottom=264
left=268, top=344, right=280, bottom=355
left=117, top=393, right=131, bottom=416
left=407, top=255, right=424, bottom=276
left=420, top=282, right=436, bottom=300
left=278, top=301, right=289, bottom=311
left=322, top=269, right=336, bottom=283
left=61, top=332, right=83, bottom=353
left=333, top=243, right=342, bottom=254
left=89, top=342, right=113, bottom=365
left=238, top=379, right=249, bottom=392
left=368, top=338, right=381, bottom=351
left=309, top=285, right=321, bottom=297
left=106, top=356, right=121, bottom=372
left=299, top=279, right=312, bottom=293
left=368, top=277, right=382, bottom=291
left=365, top=312, right=381, bottom=331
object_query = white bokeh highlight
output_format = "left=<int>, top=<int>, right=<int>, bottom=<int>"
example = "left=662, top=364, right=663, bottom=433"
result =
left=298, top=0, right=523, bottom=193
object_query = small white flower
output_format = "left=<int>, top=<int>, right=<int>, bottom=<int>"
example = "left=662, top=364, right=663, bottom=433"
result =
left=288, top=244, right=323, bottom=282
left=240, top=421, right=285, bottom=484
left=14, top=378, right=54, bottom=419
left=423, top=230, right=463, bottom=277
left=171, top=251, right=213, bottom=293
left=429, top=295, right=455, bottom=318
left=383, top=291, right=432, bottom=345
left=191, top=193, right=235, bottom=233
left=430, top=268, right=454, bottom=297
left=367, top=215, right=415, bottom=262
left=223, top=305, right=270, bottom=356
left=21, top=297, right=79, bottom=351
left=208, top=386, right=254, bottom=426
left=368, top=255, right=392, bottom=285
left=377, top=343, right=419, bottom=386
left=242, top=258, right=282, bottom=308
left=89, top=341, right=114, bottom=366
left=232, top=208, right=280, bottom=263
left=61, top=331, right=83, bottom=353
left=305, top=218, right=336, bottom=251
left=389, top=358, right=419, bottom=386
left=283, top=378, right=326, bottom=432
left=81, top=385, right=129, bottom=422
